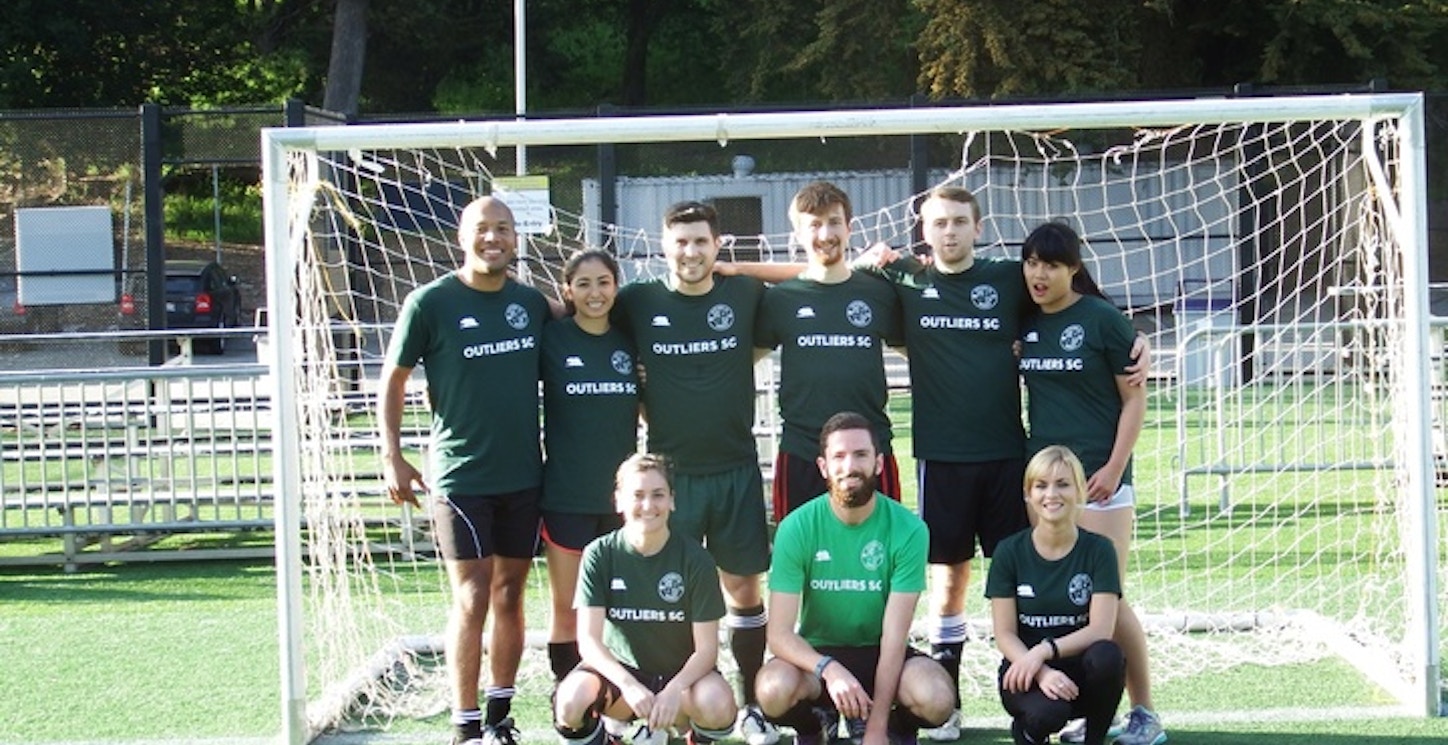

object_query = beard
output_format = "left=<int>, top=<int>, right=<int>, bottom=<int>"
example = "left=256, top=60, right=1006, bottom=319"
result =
left=829, top=470, right=877, bottom=509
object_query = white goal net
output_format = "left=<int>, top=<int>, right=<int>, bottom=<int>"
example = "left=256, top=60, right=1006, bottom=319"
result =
left=261, top=94, right=1441, bottom=742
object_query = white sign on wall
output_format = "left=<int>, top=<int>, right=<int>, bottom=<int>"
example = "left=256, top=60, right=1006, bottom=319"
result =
left=15, top=205, right=116, bottom=305
left=492, top=175, right=554, bottom=235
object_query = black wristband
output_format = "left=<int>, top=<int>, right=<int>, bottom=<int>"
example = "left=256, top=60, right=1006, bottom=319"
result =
left=1046, top=638, right=1060, bottom=660
left=814, top=655, right=835, bottom=679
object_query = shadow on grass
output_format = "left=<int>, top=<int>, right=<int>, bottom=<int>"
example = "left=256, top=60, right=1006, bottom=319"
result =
left=0, top=558, right=275, bottom=605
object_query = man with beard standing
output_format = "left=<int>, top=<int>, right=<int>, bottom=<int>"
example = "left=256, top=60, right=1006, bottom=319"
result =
left=755, top=182, right=904, bottom=519
left=753, top=412, right=955, bottom=745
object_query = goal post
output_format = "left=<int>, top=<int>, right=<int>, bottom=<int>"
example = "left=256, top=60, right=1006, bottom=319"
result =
left=262, top=93, right=1439, bottom=744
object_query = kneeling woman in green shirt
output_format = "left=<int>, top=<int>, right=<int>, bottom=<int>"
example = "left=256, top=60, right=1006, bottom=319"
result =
left=553, top=453, right=737, bottom=745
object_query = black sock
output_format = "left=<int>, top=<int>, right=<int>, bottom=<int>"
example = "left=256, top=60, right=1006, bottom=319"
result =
left=484, top=687, right=514, bottom=726
left=931, top=640, right=964, bottom=708
left=728, top=605, right=767, bottom=705
left=549, top=641, right=581, bottom=680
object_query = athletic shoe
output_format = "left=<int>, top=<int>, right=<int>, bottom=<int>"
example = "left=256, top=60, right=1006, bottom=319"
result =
left=630, top=723, right=670, bottom=745
left=1059, top=715, right=1124, bottom=743
left=738, top=704, right=781, bottom=745
left=480, top=717, right=521, bottom=745
left=1111, top=706, right=1166, bottom=745
left=452, top=724, right=483, bottom=745
left=813, top=706, right=841, bottom=742
left=920, top=709, right=960, bottom=742
left=845, top=716, right=867, bottom=745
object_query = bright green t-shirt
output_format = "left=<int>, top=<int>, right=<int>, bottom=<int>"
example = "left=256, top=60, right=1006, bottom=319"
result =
left=769, top=494, right=928, bottom=648
left=384, top=274, right=548, bottom=495
left=755, top=272, right=902, bottom=459
left=869, top=257, right=1031, bottom=462
left=613, top=274, right=764, bottom=474
left=1018, top=294, right=1137, bottom=481
left=541, top=319, right=639, bottom=513
left=576, top=529, right=726, bottom=677
left=983, top=527, right=1121, bottom=649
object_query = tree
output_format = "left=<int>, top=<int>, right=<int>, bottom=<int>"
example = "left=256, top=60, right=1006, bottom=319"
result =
left=323, top=0, right=369, bottom=117
left=714, top=0, right=920, bottom=102
left=914, top=0, right=1448, bottom=100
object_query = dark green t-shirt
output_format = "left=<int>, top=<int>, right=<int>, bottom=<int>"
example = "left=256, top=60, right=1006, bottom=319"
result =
left=384, top=274, right=548, bottom=495
left=755, top=272, right=902, bottom=459
left=983, top=528, right=1121, bottom=649
left=541, top=319, right=639, bottom=513
left=613, top=274, right=764, bottom=474
left=769, top=495, right=928, bottom=648
left=1019, top=294, right=1137, bottom=481
left=870, top=257, right=1031, bottom=462
left=576, top=529, right=726, bottom=677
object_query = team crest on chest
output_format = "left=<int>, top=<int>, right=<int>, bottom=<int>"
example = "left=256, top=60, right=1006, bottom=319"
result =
left=860, top=540, right=886, bottom=572
left=1059, top=324, right=1086, bottom=352
left=504, top=303, right=530, bottom=330
left=707, top=304, right=735, bottom=332
left=611, top=349, right=633, bottom=376
left=971, top=285, right=999, bottom=311
left=658, top=571, right=685, bottom=603
left=1068, top=573, right=1093, bottom=606
left=845, top=300, right=872, bottom=328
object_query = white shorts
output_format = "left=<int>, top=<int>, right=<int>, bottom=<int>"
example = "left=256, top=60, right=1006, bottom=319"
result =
left=1083, top=483, right=1135, bottom=512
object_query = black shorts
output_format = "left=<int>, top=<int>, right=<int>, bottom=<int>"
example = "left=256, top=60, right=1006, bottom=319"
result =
left=917, top=458, right=1027, bottom=565
left=771, top=451, right=902, bottom=521
left=432, top=487, right=541, bottom=560
left=809, top=645, right=927, bottom=705
left=574, top=661, right=706, bottom=712
left=541, top=510, right=623, bottom=553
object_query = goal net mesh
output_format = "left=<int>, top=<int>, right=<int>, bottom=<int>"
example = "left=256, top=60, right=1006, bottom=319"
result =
left=267, top=100, right=1440, bottom=735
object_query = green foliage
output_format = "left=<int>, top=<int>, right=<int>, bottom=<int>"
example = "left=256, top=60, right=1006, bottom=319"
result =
left=164, top=179, right=265, bottom=245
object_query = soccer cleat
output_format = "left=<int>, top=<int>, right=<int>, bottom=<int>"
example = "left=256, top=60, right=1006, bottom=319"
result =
left=480, top=717, right=522, bottom=745
left=845, top=716, right=867, bottom=745
left=630, top=723, right=670, bottom=745
left=1111, top=706, right=1166, bottom=745
left=738, top=704, right=781, bottom=745
left=919, top=709, right=960, bottom=742
left=452, top=722, right=484, bottom=745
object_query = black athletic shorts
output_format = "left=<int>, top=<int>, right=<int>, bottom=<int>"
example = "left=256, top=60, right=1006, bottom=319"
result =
left=541, top=510, right=623, bottom=553
left=917, top=458, right=1027, bottom=565
left=432, top=487, right=541, bottom=560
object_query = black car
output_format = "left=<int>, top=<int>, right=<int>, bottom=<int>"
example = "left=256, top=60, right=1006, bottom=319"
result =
left=165, top=259, right=242, bottom=354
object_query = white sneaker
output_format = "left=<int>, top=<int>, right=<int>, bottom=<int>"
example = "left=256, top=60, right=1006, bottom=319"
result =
left=919, top=709, right=960, bottom=742
left=1112, top=706, right=1166, bottom=745
left=630, top=723, right=669, bottom=745
left=737, top=704, right=781, bottom=745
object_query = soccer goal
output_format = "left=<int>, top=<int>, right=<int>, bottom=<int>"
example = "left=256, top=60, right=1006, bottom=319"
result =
left=261, top=93, right=1441, bottom=743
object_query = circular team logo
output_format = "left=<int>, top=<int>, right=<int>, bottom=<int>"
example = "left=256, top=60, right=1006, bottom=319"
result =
left=970, top=285, right=999, bottom=311
left=859, top=540, right=886, bottom=572
left=504, top=302, right=530, bottom=330
left=845, top=300, right=873, bottom=328
left=658, top=572, right=685, bottom=603
left=611, top=349, right=633, bottom=376
left=1059, top=323, right=1086, bottom=352
left=1068, top=573, right=1093, bottom=606
left=707, top=303, right=735, bottom=332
